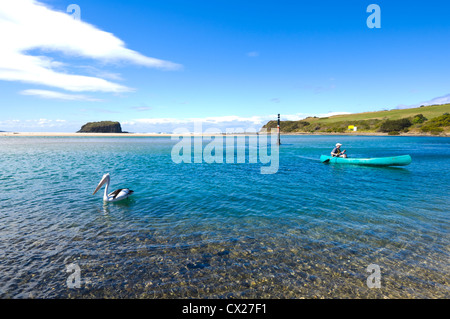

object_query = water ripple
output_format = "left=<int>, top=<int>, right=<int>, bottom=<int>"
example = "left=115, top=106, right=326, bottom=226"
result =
left=0, top=136, right=449, bottom=298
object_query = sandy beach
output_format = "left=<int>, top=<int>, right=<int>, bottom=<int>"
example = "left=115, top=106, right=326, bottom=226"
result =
left=0, top=132, right=260, bottom=137
left=0, top=132, right=173, bottom=137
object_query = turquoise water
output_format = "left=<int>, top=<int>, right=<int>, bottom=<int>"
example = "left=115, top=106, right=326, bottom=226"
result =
left=0, top=135, right=448, bottom=298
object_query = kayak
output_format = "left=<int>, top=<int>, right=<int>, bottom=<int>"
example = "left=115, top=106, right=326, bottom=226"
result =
left=320, top=155, right=412, bottom=166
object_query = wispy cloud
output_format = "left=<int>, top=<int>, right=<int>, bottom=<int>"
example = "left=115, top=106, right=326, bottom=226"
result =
left=122, top=112, right=352, bottom=133
left=396, top=93, right=450, bottom=109
left=78, top=107, right=120, bottom=114
left=297, top=84, right=336, bottom=94
left=76, top=65, right=124, bottom=81
left=0, top=0, right=181, bottom=94
left=92, top=108, right=120, bottom=114
left=127, top=115, right=273, bottom=126
left=296, top=78, right=337, bottom=95
left=270, top=98, right=280, bottom=103
left=130, top=106, right=152, bottom=112
left=21, top=89, right=102, bottom=101
left=247, top=51, right=259, bottom=57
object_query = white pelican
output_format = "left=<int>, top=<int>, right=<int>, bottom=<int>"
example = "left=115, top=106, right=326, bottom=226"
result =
left=93, top=173, right=134, bottom=202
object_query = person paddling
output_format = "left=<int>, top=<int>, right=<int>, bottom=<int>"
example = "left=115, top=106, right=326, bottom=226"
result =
left=331, top=143, right=347, bottom=158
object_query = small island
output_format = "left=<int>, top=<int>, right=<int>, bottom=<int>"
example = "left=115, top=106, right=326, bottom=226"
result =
left=77, top=121, right=123, bottom=133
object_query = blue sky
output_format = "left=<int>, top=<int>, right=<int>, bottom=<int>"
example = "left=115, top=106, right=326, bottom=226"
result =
left=0, top=0, right=449, bottom=132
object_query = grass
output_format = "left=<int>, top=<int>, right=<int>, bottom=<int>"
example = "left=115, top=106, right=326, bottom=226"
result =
left=306, top=104, right=450, bottom=124
left=263, top=104, right=450, bottom=135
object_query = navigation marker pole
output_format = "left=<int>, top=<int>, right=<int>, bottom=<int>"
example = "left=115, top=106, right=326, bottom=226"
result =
left=277, top=114, right=281, bottom=146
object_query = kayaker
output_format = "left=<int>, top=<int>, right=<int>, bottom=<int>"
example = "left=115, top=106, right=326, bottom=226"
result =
left=331, top=143, right=347, bottom=158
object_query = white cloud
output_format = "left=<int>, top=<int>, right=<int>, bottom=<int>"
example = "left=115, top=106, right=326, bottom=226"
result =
left=37, top=118, right=51, bottom=126
left=0, top=118, right=67, bottom=130
left=130, top=106, right=152, bottom=112
left=122, top=112, right=352, bottom=133
left=21, top=89, right=103, bottom=101
left=0, top=0, right=181, bottom=93
left=317, top=111, right=351, bottom=117
left=127, top=115, right=272, bottom=126
left=1, top=111, right=353, bottom=133
left=76, top=65, right=124, bottom=81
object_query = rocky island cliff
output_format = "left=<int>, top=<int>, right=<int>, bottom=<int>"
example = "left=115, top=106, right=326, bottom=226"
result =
left=77, top=121, right=123, bottom=133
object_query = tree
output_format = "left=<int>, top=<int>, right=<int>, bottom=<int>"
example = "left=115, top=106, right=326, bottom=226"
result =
left=379, top=118, right=412, bottom=133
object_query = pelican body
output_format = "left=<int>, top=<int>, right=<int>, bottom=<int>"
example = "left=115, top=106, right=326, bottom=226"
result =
left=93, top=173, right=134, bottom=202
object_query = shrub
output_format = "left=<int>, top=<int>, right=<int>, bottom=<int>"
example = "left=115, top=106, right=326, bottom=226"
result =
left=422, top=126, right=443, bottom=135
left=412, top=114, right=427, bottom=124
left=429, top=128, right=444, bottom=135
left=420, top=113, right=450, bottom=134
left=388, top=131, right=400, bottom=135
left=421, top=126, right=444, bottom=134
left=379, top=118, right=412, bottom=133
left=298, top=121, right=310, bottom=127
left=263, top=120, right=311, bottom=132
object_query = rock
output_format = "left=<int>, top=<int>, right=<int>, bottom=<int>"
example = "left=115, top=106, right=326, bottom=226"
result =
left=77, top=121, right=123, bottom=133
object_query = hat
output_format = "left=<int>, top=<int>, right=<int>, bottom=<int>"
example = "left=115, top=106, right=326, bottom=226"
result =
left=336, top=143, right=342, bottom=147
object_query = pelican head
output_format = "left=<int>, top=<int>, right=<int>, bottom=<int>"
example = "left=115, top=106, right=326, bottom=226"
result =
left=93, top=173, right=110, bottom=195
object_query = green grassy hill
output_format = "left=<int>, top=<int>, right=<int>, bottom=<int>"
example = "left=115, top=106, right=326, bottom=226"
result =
left=263, top=104, right=450, bottom=135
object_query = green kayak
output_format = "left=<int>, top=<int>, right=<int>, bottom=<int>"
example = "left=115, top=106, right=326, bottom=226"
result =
left=320, top=155, right=412, bottom=166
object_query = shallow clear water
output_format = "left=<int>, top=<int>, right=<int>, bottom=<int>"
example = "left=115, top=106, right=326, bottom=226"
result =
left=0, top=135, right=449, bottom=298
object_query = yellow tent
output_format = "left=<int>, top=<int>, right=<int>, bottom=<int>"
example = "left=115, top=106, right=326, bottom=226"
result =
left=348, top=125, right=354, bottom=130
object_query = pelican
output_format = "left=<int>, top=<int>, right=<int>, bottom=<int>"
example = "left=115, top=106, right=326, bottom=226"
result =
left=93, top=173, right=134, bottom=202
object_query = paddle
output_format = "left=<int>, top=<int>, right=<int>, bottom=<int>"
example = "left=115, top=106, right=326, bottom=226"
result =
left=324, top=152, right=346, bottom=163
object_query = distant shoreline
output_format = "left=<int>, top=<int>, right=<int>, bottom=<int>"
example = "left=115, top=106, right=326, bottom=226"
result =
left=0, top=132, right=172, bottom=137
left=282, top=131, right=449, bottom=137
left=0, top=131, right=447, bottom=137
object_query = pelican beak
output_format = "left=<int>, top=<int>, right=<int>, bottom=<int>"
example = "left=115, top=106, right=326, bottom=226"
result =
left=93, top=174, right=108, bottom=195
